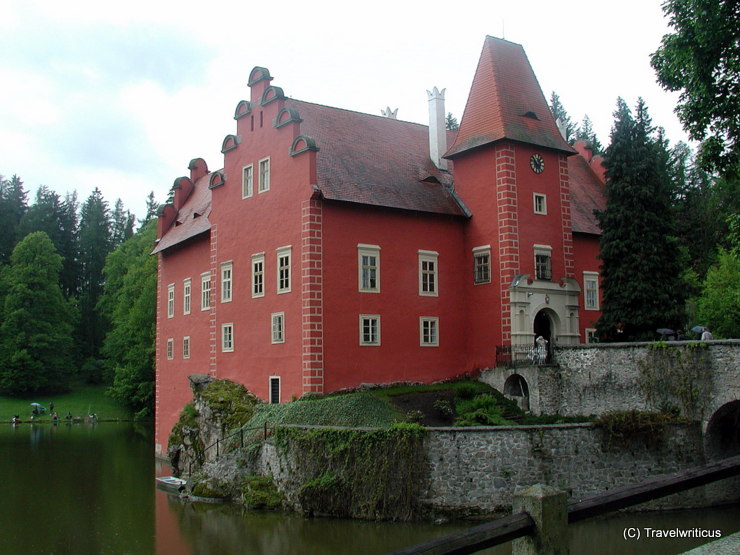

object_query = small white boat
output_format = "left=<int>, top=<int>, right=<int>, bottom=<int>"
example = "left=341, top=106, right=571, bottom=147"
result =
left=156, top=476, right=187, bottom=494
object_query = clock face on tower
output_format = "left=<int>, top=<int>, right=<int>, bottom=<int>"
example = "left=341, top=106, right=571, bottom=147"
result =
left=530, top=153, right=545, bottom=174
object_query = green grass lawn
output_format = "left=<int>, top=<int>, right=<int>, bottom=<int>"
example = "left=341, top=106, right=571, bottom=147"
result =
left=0, top=385, right=133, bottom=422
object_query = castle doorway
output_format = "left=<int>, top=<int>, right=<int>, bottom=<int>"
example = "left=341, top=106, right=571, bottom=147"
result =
left=533, top=310, right=553, bottom=363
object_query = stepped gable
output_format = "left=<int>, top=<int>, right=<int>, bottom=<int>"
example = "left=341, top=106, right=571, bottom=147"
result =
left=568, top=154, right=606, bottom=235
left=446, top=36, right=575, bottom=158
left=152, top=174, right=212, bottom=254
left=289, top=99, right=468, bottom=217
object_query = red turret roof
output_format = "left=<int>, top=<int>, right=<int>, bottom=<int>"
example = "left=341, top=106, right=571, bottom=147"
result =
left=446, top=36, right=575, bottom=158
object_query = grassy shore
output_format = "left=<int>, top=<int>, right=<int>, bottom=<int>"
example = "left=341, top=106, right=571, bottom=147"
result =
left=0, top=385, right=133, bottom=422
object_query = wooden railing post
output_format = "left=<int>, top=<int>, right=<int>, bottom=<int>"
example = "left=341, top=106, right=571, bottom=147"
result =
left=512, top=484, right=568, bottom=555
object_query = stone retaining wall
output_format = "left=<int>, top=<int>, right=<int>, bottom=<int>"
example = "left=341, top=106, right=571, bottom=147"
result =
left=243, top=422, right=739, bottom=518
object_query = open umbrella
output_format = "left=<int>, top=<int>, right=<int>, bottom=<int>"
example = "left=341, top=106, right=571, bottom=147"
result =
left=656, top=328, right=674, bottom=336
left=691, top=325, right=705, bottom=333
left=30, top=402, right=43, bottom=408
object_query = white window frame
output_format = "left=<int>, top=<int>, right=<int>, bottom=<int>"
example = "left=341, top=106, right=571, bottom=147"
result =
left=583, top=271, right=600, bottom=310
left=221, top=261, right=233, bottom=303
left=472, top=245, right=491, bottom=285
left=166, top=338, right=174, bottom=360
left=242, top=164, right=254, bottom=199
left=271, top=312, right=285, bottom=344
left=183, top=336, right=190, bottom=359
left=418, top=250, right=439, bottom=296
left=358, top=244, right=380, bottom=293
left=359, top=314, right=381, bottom=346
left=251, top=252, right=265, bottom=298
left=276, top=246, right=292, bottom=294
left=533, top=193, right=547, bottom=215
left=183, top=278, right=191, bottom=315
left=269, top=376, right=281, bottom=404
left=258, top=157, right=270, bottom=193
left=201, top=272, right=211, bottom=310
left=586, top=328, right=599, bottom=344
left=167, top=284, right=175, bottom=318
left=420, top=317, right=439, bottom=347
left=221, top=323, right=234, bottom=352
left=534, top=244, right=553, bottom=281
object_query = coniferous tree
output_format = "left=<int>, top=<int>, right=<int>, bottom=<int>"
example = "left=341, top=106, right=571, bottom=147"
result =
left=111, top=198, right=135, bottom=248
left=596, top=98, right=687, bottom=340
left=18, top=187, right=80, bottom=298
left=445, top=112, right=459, bottom=131
left=143, top=191, right=159, bottom=224
left=549, top=92, right=576, bottom=143
left=99, top=221, right=157, bottom=417
left=0, top=175, right=28, bottom=264
left=575, top=115, right=603, bottom=154
left=0, top=232, right=76, bottom=395
left=77, top=188, right=112, bottom=377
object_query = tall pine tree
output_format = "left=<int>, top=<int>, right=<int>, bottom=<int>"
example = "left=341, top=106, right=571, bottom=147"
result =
left=77, top=188, right=112, bottom=378
left=549, top=92, right=576, bottom=143
left=0, top=232, right=76, bottom=395
left=0, top=175, right=28, bottom=264
left=596, top=98, right=687, bottom=340
left=575, top=115, right=603, bottom=154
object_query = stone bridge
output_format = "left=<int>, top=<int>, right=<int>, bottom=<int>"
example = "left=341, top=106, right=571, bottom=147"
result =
left=480, top=340, right=740, bottom=460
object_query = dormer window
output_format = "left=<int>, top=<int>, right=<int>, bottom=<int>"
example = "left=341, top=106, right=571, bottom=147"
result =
left=522, top=111, right=539, bottom=120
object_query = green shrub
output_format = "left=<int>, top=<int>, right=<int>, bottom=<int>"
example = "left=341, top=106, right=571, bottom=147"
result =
left=241, top=476, right=283, bottom=510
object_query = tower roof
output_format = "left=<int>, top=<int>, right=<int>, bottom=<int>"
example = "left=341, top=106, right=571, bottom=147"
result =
left=446, top=36, right=575, bottom=158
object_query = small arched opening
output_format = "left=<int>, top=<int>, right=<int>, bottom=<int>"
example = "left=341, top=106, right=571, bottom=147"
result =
left=705, top=400, right=740, bottom=461
left=504, top=374, right=530, bottom=411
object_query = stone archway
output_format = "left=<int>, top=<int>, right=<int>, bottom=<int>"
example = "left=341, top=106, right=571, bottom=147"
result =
left=704, top=400, right=740, bottom=461
left=533, top=310, right=555, bottom=363
left=504, top=374, right=530, bottom=411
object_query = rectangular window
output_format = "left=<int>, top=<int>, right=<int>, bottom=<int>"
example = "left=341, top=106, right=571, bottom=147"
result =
left=242, top=164, right=253, bottom=198
left=419, top=250, right=439, bottom=296
left=183, top=278, right=191, bottom=315
left=167, top=284, right=175, bottom=318
left=277, top=246, right=291, bottom=293
left=269, top=376, right=281, bottom=404
left=420, top=317, right=439, bottom=347
left=221, top=323, right=234, bottom=352
left=584, top=272, right=600, bottom=310
left=586, top=328, right=599, bottom=344
left=183, top=336, right=190, bottom=359
left=472, top=246, right=491, bottom=285
left=359, top=314, right=380, bottom=346
left=201, top=272, right=211, bottom=310
left=534, top=245, right=552, bottom=281
left=166, top=338, right=174, bottom=360
left=252, top=253, right=265, bottom=298
left=221, top=261, right=233, bottom=303
left=358, top=244, right=380, bottom=292
left=534, top=193, right=547, bottom=215
left=258, top=157, right=270, bottom=193
left=271, top=312, right=285, bottom=344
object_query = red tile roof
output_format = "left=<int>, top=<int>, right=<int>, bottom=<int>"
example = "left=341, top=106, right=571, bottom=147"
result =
left=568, top=154, right=606, bottom=235
left=446, top=36, right=575, bottom=158
left=151, top=173, right=212, bottom=254
left=289, top=99, right=468, bottom=217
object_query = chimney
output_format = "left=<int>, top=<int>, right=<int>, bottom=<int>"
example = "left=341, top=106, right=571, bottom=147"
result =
left=427, top=87, right=447, bottom=170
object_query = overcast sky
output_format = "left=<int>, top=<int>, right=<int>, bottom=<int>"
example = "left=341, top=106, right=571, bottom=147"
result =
left=1, top=0, right=689, bottom=221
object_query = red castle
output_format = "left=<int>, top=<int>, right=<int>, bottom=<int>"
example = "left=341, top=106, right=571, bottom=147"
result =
left=153, top=36, right=606, bottom=454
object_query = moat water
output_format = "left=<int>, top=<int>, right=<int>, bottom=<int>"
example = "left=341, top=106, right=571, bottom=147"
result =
left=0, top=423, right=737, bottom=554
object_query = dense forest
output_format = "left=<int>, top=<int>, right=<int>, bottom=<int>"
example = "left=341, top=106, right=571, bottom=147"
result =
left=0, top=176, right=159, bottom=418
